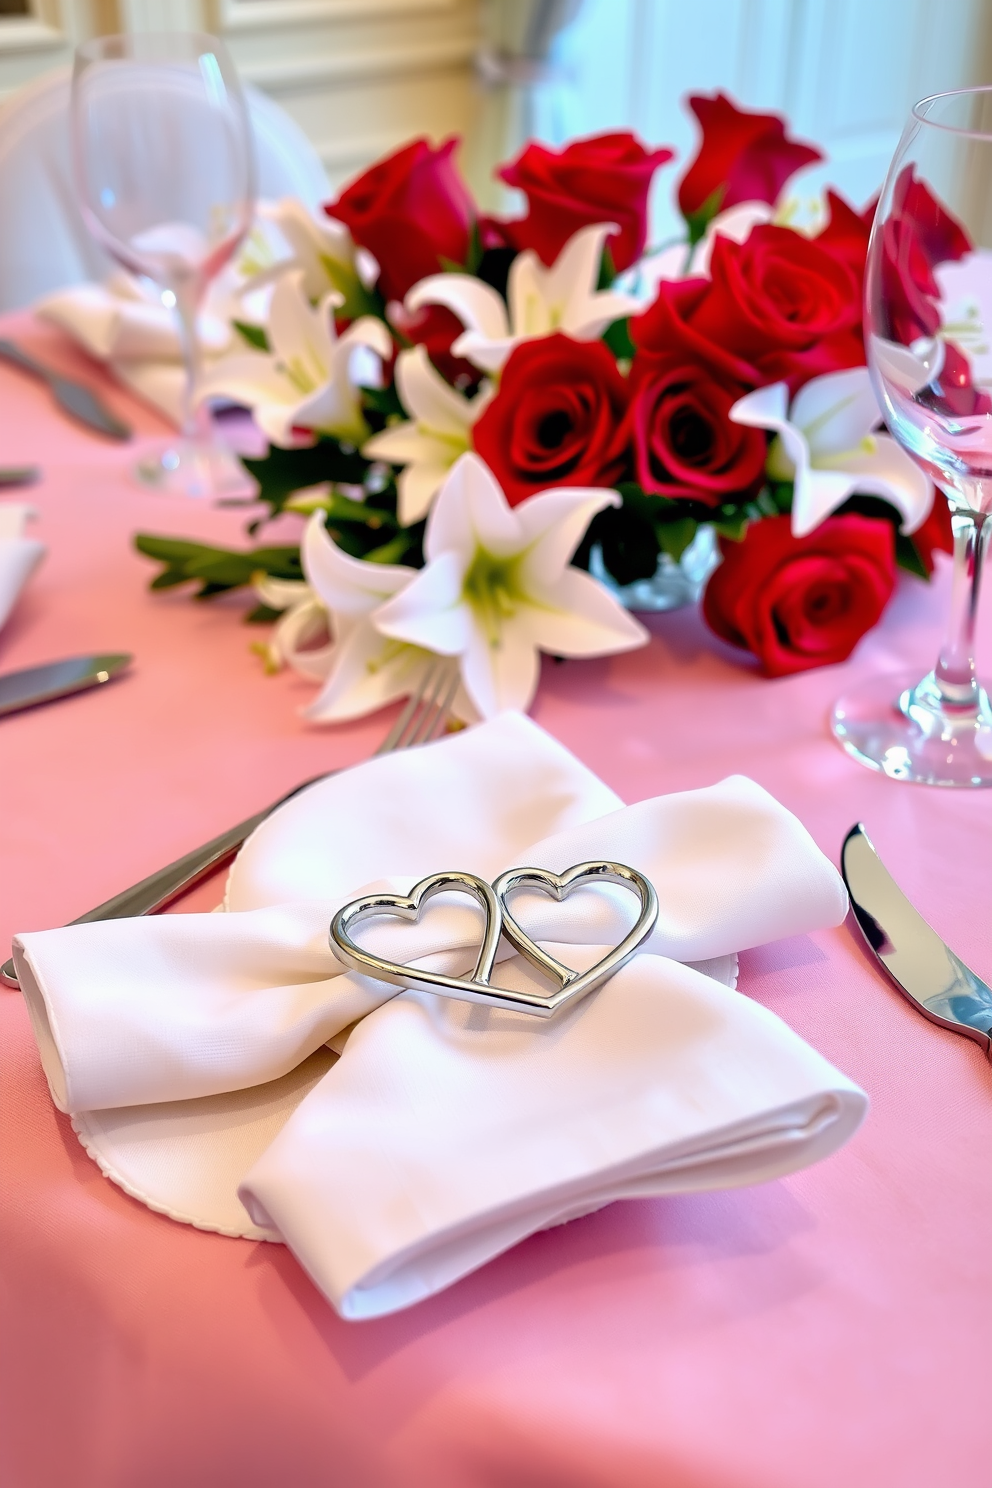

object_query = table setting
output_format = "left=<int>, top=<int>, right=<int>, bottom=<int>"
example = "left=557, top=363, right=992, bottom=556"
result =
left=1, top=30, right=991, bottom=1488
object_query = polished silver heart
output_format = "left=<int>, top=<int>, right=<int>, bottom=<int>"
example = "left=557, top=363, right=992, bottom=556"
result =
left=492, top=861, right=658, bottom=1016
left=329, top=869, right=513, bottom=1010
left=329, top=860, right=657, bottom=1018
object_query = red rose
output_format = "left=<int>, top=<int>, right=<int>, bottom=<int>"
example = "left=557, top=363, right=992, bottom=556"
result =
left=631, top=276, right=760, bottom=385
left=703, top=514, right=895, bottom=676
left=877, top=166, right=971, bottom=345
left=678, top=93, right=821, bottom=226
left=691, top=226, right=864, bottom=389
left=912, top=341, right=992, bottom=426
left=328, top=137, right=474, bottom=302
left=497, top=132, right=673, bottom=271
left=815, top=189, right=873, bottom=293
left=472, top=334, right=629, bottom=506
left=627, top=353, right=766, bottom=505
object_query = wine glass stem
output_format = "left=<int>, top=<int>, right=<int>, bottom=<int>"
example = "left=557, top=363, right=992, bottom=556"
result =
left=173, top=282, right=205, bottom=442
left=934, top=504, right=990, bottom=709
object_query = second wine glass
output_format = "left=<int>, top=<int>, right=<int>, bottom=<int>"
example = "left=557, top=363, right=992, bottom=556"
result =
left=832, top=86, right=992, bottom=785
left=72, top=31, right=256, bottom=498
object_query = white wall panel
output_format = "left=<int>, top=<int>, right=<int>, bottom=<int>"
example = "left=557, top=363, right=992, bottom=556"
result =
left=534, top=0, right=992, bottom=239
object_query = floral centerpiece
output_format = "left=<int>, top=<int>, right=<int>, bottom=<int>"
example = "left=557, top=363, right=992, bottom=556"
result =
left=137, top=92, right=955, bottom=721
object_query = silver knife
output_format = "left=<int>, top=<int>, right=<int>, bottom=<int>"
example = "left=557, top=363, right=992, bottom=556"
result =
left=0, top=466, right=40, bottom=487
left=842, top=822, right=992, bottom=1059
left=0, top=653, right=132, bottom=718
left=0, top=339, right=132, bottom=441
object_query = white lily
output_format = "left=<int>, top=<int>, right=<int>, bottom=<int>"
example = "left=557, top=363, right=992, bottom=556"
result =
left=362, top=345, right=495, bottom=526
left=197, top=270, right=393, bottom=447
left=405, top=224, right=639, bottom=375
left=296, top=513, right=451, bottom=722
left=730, top=368, right=933, bottom=538
left=373, top=453, right=648, bottom=719
left=251, top=575, right=333, bottom=679
left=255, top=199, right=379, bottom=307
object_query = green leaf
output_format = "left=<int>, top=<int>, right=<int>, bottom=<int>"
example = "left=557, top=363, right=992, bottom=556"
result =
left=602, top=317, right=635, bottom=360
left=364, top=529, right=419, bottom=565
left=683, top=184, right=726, bottom=248
left=596, top=243, right=617, bottom=290
left=360, top=382, right=405, bottom=419
left=134, top=534, right=303, bottom=599
left=712, top=512, right=750, bottom=542
left=241, top=438, right=370, bottom=529
left=655, top=517, right=697, bottom=562
left=246, top=603, right=285, bottom=624
left=319, top=255, right=385, bottom=321
left=465, top=218, right=484, bottom=276
left=895, top=533, right=930, bottom=579
left=232, top=320, right=269, bottom=352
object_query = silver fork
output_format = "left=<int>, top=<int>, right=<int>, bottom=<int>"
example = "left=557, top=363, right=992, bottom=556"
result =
left=0, top=659, right=460, bottom=988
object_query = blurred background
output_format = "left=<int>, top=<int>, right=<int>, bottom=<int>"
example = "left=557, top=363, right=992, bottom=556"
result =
left=2, top=0, right=991, bottom=232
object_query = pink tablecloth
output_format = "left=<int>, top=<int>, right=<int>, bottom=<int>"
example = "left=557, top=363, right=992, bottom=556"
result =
left=1, top=314, right=990, bottom=1488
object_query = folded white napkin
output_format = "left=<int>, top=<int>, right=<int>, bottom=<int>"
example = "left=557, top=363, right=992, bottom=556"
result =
left=0, top=502, right=44, bottom=633
left=36, top=272, right=234, bottom=427
left=14, top=714, right=865, bottom=1319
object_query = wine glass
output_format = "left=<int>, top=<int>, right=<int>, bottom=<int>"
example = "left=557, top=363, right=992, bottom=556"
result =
left=832, top=86, right=992, bottom=786
left=72, top=32, right=255, bottom=498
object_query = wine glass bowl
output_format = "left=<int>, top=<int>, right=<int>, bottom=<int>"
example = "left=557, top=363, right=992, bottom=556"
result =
left=832, top=86, right=992, bottom=785
left=72, top=32, right=256, bottom=497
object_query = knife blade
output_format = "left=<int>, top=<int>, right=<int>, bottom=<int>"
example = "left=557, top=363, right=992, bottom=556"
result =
left=0, top=339, right=132, bottom=442
left=0, top=466, right=40, bottom=488
left=0, top=653, right=132, bottom=718
left=841, top=822, right=992, bottom=1057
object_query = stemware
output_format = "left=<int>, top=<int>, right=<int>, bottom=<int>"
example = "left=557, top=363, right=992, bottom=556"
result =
left=71, top=32, right=255, bottom=498
left=832, top=86, right=992, bottom=784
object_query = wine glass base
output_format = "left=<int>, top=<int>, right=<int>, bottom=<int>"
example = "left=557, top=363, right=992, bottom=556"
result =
left=135, top=436, right=255, bottom=500
left=831, top=669, right=992, bottom=786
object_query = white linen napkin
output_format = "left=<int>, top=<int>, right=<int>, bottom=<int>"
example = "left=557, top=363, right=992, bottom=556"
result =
left=14, top=713, right=865, bottom=1319
left=36, top=272, right=234, bottom=426
left=0, top=502, right=44, bottom=633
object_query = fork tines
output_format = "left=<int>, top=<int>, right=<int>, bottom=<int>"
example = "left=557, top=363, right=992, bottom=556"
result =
left=376, top=660, right=459, bottom=756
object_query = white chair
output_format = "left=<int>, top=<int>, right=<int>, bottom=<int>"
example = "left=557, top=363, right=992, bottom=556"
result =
left=0, top=66, right=331, bottom=311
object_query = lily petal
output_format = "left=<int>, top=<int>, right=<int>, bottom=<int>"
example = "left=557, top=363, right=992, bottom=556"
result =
left=304, top=619, right=433, bottom=722
left=458, top=614, right=541, bottom=718
left=373, top=550, right=473, bottom=656
left=526, top=566, right=649, bottom=656
left=790, top=367, right=882, bottom=457
left=396, top=461, right=453, bottom=527
left=424, top=453, right=524, bottom=563
left=394, top=344, right=480, bottom=436
left=515, top=486, right=622, bottom=587
left=302, top=512, right=414, bottom=616
left=791, top=468, right=861, bottom=538
left=824, top=433, right=933, bottom=534
left=405, top=275, right=509, bottom=341
left=449, top=333, right=520, bottom=374
left=268, top=271, right=336, bottom=385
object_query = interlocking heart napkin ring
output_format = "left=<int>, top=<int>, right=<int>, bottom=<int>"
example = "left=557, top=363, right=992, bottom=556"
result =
left=329, top=860, right=658, bottom=1018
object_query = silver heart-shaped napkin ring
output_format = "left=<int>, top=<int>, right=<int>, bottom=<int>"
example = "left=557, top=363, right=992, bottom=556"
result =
left=329, top=860, right=657, bottom=1018
left=329, top=870, right=507, bottom=1009
left=492, top=861, right=658, bottom=1017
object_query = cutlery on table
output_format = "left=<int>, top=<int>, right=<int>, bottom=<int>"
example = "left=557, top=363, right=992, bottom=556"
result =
left=0, top=660, right=459, bottom=989
left=0, top=653, right=131, bottom=719
left=842, top=823, right=992, bottom=1060
left=0, top=466, right=40, bottom=488
left=0, top=339, right=132, bottom=442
